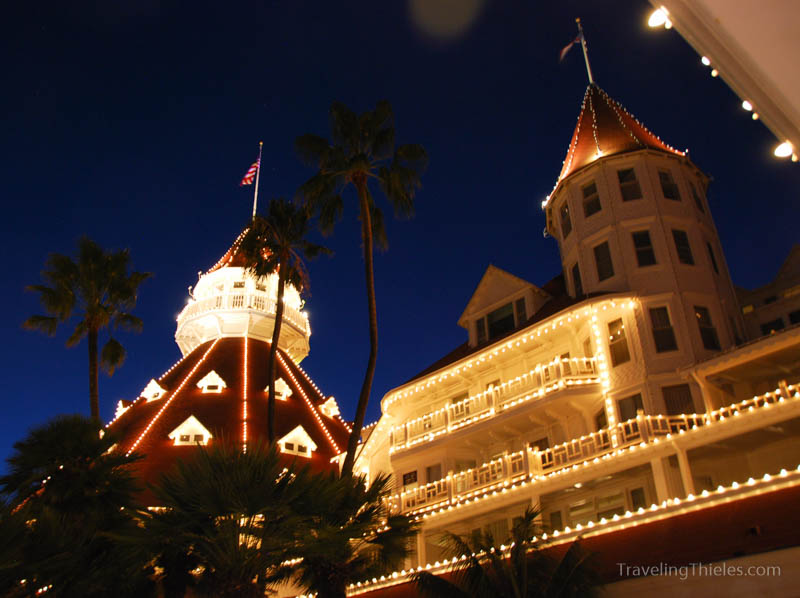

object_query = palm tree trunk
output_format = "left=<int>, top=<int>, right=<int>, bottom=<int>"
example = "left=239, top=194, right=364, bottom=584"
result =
left=268, top=262, right=288, bottom=445
left=341, top=179, right=378, bottom=478
left=88, top=327, right=100, bottom=419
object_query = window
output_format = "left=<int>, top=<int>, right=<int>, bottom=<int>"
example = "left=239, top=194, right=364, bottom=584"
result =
left=233, top=281, right=245, bottom=289
left=255, top=282, right=266, bottom=292
left=232, top=294, right=245, bottom=308
left=672, top=229, right=694, bottom=265
left=514, top=298, right=527, bottom=325
left=549, top=511, right=563, bottom=532
left=179, top=434, right=190, bottom=442
left=594, top=241, right=614, bottom=281
left=193, top=434, right=204, bottom=442
left=531, top=436, right=550, bottom=451
left=426, top=464, right=442, bottom=483
left=632, top=231, right=656, bottom=267
left=608, top=318, right=630, bottom=366
left=595, top=407, right=608, bottom=430
left=560, top=352, right=572, bottom=375
left=285, top=442, right=294, bottom=451
left=582, top=181, right=601, bottom=217
left=487, top=303, right=515, bottom=339
left=790, top=310, right=800, bottom=325
left=617, top=393, right=643, bottom=422
left=650, top=307, right=678, bottom=352
left=583, top=337, right=594, bottom=357
left=631, top=487, right=647, bottom=510
left=760, top=318, right=785, bottom=335
left=690, top=182, right=705, bottom=213
left=706, top=242, right=719, bottom=274
left=659, top=170, right=680, bottom=200
left=663, top=384, right=694, bottom=415
left=560, top=202, right=572, bottom=237
left=694, top=306, right=721, bottom=350
left=476, top=318, right=487, bottom=344
left=572, top=262, right=583, bottom=297
left=763, top=296, right=778, bottom=305
left=402, top=471, right=418, bottom=486
left=617, top=168, right=642, bottom=201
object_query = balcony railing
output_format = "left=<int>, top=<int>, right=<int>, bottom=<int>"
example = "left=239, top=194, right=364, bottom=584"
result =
left=388, top=382, right=798, bottom=514
left=177, top=293, right=309, bottom=334
left=390, top=357, right=599, bottom=452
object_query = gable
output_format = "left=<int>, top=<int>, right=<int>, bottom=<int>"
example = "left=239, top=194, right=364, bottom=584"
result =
left=141, top=379, right=166, bottom=401
left=278, top=425, right=318, bottom=458
left=458, top=265, right=547, bottom=327
left=265, top=377, right=292, bottom=400
left=168, top=415, right=212, bottom=446
left=196, top=370, right=227, bottom=393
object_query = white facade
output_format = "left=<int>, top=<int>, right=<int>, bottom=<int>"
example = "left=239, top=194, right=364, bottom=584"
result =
left=352, top=90, right=800, bottom=578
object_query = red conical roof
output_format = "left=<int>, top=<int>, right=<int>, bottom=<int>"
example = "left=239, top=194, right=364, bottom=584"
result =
left=107, top=337, right=351, bottom=503
left=557, top=84, right=685, bottom=183
left=204, top=228, right=252, bottom=273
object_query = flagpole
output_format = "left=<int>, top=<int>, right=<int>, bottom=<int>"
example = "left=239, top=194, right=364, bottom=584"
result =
left=251, top=141, right=263, bottom=222
left=576, top=18, right=595, bottom=85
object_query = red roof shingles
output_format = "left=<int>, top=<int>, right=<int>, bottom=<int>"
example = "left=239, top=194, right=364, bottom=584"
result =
left=557, top=84, right=684, bottom=184
left=108, top=337, right=350, bottom=499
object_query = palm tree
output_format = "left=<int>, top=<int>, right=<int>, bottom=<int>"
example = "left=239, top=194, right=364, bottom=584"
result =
left=290, top=472, right=418, bottom=598
left=24, top=237, right=151, bottom=419
left=137, top=441, right=312, bottom=598
left=239, top=199, right=330, bottom=444
left=412, top=507, right=601, bottom=598
left=295, top=100, right=428, bottom=476
left=0, top=415, right=154, bottom=598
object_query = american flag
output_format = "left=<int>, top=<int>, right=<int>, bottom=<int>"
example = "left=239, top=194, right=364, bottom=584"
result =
left=240, top=159, right=260, bottom=186
left=559, top=33, right=582, bottom=62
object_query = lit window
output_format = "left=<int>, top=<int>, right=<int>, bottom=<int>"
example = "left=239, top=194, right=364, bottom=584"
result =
left=694, top=306, right=721, bottom=350
left=560, top=201, right=572, bottom=237
left=632, top=231, right=656, bottom=267
left=659, top=170, right=680, bottom=201
left=608, top=318, right=630, bottom=366
left=617, top=168, right=642, bottom=201
left=582, top=181, right=601, bottom=217
left=650, top=307, right=678, bottom=352
left=672, top=230, right=694, bottom=265
left=180, top=434, right=190, bottom=442
left=594, top=241, right=614, bottom=281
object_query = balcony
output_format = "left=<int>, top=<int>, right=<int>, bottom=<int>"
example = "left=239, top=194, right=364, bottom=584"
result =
left=389, top=382, right=799, bottom=514
left=177, top=292, right=310, bottom=334
left=390, top=357, right=599, bottom=452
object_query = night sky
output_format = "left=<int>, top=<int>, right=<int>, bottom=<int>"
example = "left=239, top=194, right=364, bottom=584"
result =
left=2, top=1, right=798, bottom=473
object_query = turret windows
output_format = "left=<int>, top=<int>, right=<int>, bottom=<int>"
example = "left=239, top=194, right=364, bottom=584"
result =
left=649, top=307, right=678, bottom=352
left=571, top=263, right=583, bottom=297
left=582, top=181, right=602, bottom=217
left=617, top=168, right=642, bottom=201
left=694, top=306, right=721, bottom=351
left=632, top=231, right=656, bottom=267
left=706, top=242, right=720, bottom=274
left=560, top=202, right=572, bottom=238
left=594, top=242, right=614, bottom=281
left=608, top=319, right=630, bottom=366
left=658, top=170, right=681, bottom=201
left=671, top=230, right=694, bottom=265
left=690, top=182, right=705, bottom=213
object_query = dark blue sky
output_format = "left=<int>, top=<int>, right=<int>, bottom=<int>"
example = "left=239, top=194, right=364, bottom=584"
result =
left=2, top=1, right=797, bottom=472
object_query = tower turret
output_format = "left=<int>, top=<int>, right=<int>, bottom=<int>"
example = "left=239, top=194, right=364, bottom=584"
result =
left=544, top=84, right=744, bottom=362
left=175, top=230, right=311, bottom=361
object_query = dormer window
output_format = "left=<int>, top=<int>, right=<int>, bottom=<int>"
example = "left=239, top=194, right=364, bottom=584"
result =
left=267, top=378, right=292, bottom=401
left=475, top=297, right=528, bottom=344
left=197, top=370, right=227, bottom=393
left=278, top=425, right=317, bottom=458
left=140, top=379, right=166, bottom=402
left=320, top=396, right=340, bottom=418
left=169, top=416, right=212, bottom=446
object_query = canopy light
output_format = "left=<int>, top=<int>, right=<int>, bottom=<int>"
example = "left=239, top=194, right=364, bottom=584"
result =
left=648, top=8, right=671, bottom=29
left=774, top=142, right=793, bottom=158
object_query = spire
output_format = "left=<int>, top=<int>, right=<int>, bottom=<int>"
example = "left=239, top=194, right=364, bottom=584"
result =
left=556, top=85, right=685, bottom=184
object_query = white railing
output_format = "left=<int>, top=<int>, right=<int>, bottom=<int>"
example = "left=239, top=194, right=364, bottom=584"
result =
left=390, top=357, right=599, bottom=451
left=387, top=382, right=798, bottom=514
left=177, top=293, right=309, bottom=333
